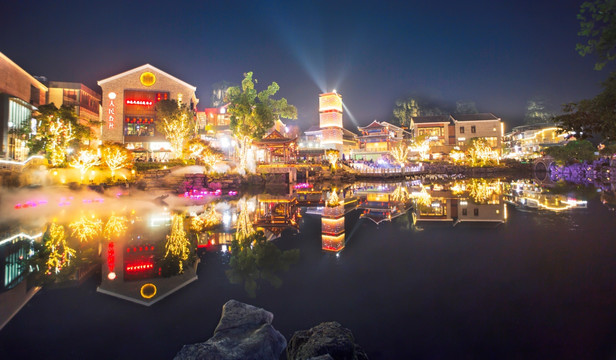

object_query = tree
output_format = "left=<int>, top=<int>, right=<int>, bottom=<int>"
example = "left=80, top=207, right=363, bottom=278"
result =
left=577, top=0, right=616, bottom=70
left=211, top=80, right=234, bottom=107
left=155, top=100, right=195, bottom=159
left=393, top=98, right=420, bottom=127
left=554, top=73, right=616, bottom=140
left=227, top=72, right=297, bottom=173
left=184, top=138, right=223, bottom=172
left=390, top=143, right=409, bottom=167
left=525, top=98, right=554, bottom=125
left=392, top=96, right=447, bottom=127
left=31, top=104, right=89, bottom=166
left=101, top=142, right=133, bottom=179
left=455, top=100, right=478, bottom=114
left=325, top=149, right=339, bottom=169
left=69, top=149, right=100, bottom=183
left=544, top=139, right=597, bottom=163
left=555, top=1, right=616, bottom=140
left=467, top=137, right=500, bottom=166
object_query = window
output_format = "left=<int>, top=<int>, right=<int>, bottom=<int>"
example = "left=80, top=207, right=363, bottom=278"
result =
left=460, top=127, right=464, bottom=134
left=124, top=117, right=155, bottom=136
left=474, top=208, right=479, bottom=216
left=471, top=126, right=476, bottom=133
left=462, top=208, right=467, bottom=216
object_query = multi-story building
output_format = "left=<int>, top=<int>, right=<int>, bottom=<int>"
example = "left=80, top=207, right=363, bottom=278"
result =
left=298, top=92, right=358, bottom=161
left=450, top=113, right=503, bottom=152
left=0, top=52, right=48, bottom=161
left=354, top=120, right=411, bottom=161
left=97, top=64, right=198, bottom=158
left=504, top=123, right=569, bottom=159
left=47, top=81, right=101, bottom=147
left=410, top=113, right=504, bottom=156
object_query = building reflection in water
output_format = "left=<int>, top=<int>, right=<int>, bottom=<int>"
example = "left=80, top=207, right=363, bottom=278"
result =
left=3, top=176, right=609, bottom=319
left=505, top=180, right=588, bottom=212
left=97, top=210, right=199, bottom=306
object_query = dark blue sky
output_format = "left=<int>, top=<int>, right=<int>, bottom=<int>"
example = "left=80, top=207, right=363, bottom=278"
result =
left=0, top=0, right=608, bottom=130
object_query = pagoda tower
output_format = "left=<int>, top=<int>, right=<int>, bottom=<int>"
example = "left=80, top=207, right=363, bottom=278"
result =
left=319, top=91, right=343, bottom=151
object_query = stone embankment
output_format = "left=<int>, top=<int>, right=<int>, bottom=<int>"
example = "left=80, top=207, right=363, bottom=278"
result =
left=175, top=300, right=367, bottom=360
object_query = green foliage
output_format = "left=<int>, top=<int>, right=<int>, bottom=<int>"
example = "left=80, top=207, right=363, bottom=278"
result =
left=227, top=72, right=297, bottom=141
left=392, top=96, right=450, bottom=127
left=553, top=73, right=616, bottom=140
left=544, top=140, right=598, bottom=164
left=576, top=0, right=616, bottom=70
left=525, top=98, right=554, bottom=125
left=226, top=230, right=299, bottom=297
left=133, top=159, right=195, bottom=172
left=31, top=103, right=90, bottom=160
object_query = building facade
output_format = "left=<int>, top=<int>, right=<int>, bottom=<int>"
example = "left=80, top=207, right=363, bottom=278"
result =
left=97, top=64, right=198, bottom=156
left=0, top=52, right=48, bottom=160
left=48, top=81, right=101, bottom=147
left=354, top=120, right=411, bottom=160
left=504, top=123, right=569, bottom=159
left=410, top=113, right=504, bottom=156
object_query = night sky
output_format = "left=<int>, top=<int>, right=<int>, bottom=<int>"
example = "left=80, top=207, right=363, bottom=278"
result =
left=0, top=0, right=609, bottom=130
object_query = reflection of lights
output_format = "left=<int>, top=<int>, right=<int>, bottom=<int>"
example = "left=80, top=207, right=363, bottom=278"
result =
left=222, top=244, right=228, bottom=252
left=235, top=198, right=255, bottom=241
left=104, top=213, right=128, bottom=240
left=0, top=232, right=43, bottom=247
left=45, top=223, right=76, bottom=274
left=140, top=283, right=157, bottom=299
left=222, top=212, right=232, bottom=226
left=164, top=214, right=190, bottom=272
left=326, top=190, right=340, bottom=207
left=149, top=212, right=171, bottom=227
left=70, top=214, right=102, bottom=243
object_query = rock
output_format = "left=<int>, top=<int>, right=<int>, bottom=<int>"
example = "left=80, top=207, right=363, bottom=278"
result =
left=175, top=300, right=286, bottom=360
left=286, top=322, right=368, bottom=360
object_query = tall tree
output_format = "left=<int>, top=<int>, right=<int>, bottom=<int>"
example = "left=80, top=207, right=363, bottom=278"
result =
left=525, top=98, right=554, bottom=125
left=554, top=1, right=616, bottom=141
left=393, top=96, right=446, bottom=127
left=577, top=0, right=616, bottom=70
left=455, top=100, right=478, bottom=114
left=155, top=99, right=195, bottom=158
left=227, top=72, right=297, bottom=173
left=31, top=104, right=90, bottom=166
left=211, top=80, right=234, bottom=107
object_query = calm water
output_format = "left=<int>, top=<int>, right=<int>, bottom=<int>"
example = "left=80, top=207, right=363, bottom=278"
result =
left=1, top=178, right=616, bottom=359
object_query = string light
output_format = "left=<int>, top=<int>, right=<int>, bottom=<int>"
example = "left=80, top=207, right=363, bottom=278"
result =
left=161, top=113, right=192, bottom=158
left=390, top=144, right=409, bottom=167
left=164, top=214, right=190, bottom=272
left=70, top=149, right=100, bottom=183
left=326, top=150, right=339, bottom=169
left=69, top=214, right=102, bottom=243
left=102, top=146, right=131, bottom=179
left=326, top=189, right=341, bottom=207
left=45, top=223, right=76, bottom=274
left=46, top=118, right=74, bottom=166
left=104, top=213, right=128, bottom=240
left=235, top=198, right=255, bottom=242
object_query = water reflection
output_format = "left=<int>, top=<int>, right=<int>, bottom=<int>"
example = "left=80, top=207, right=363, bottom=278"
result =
left=2, top=175, right=615, bottom=311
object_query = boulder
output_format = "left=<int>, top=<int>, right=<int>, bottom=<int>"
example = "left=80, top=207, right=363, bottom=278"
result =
left=175, top=300, right=286, bottom=360
left=286, top=322, right=368, bottom=360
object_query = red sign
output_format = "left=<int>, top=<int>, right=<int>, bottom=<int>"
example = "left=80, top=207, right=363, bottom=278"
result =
left=126, top=99, right=153, bottom=106
left=108, top=98, right=115, bottom=129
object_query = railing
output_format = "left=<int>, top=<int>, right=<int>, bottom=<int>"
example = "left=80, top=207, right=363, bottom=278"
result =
left=350, top=163, right=423, bottom=174
left=0, top=155, right=45, bottom=171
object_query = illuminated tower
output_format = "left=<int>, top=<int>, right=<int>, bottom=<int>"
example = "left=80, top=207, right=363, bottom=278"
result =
left=319, top=92, right=343, bottom=150
left=322, top=203, right=345, bottom=252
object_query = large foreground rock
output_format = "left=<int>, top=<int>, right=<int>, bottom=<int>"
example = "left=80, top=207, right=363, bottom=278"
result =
left=175, top=300, right=286, bottom=360
left=286, top=321, right=368, bottom=360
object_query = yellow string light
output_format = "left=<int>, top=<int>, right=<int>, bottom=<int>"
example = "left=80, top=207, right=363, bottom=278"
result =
left=69, top=214, right=102, bottom=243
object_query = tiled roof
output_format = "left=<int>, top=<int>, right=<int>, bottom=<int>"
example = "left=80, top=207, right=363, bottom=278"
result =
left=451, top=113, right=499, bottom=121
left=411, top=115, right=451, bottom=124
left=358, top=120, right=385, bottom=130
